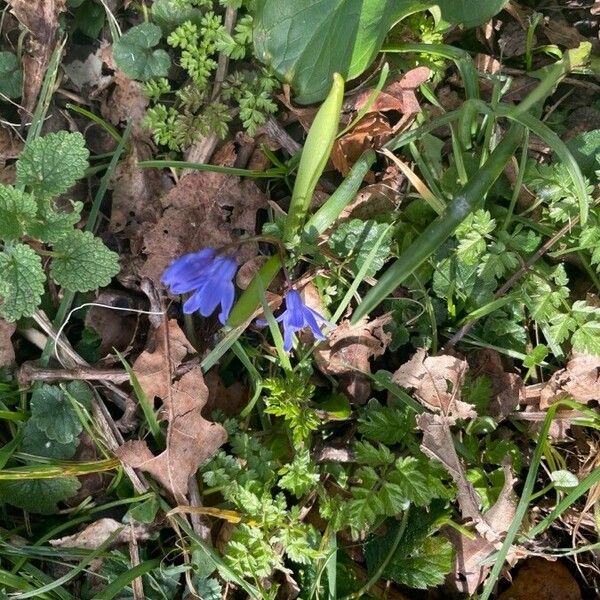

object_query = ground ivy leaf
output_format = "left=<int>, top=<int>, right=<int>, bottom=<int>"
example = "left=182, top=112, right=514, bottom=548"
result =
left=0, top=477, right=80, bottom=514
left=21, top=420, right=78, bottom=460
left=26, top=199, right=83, bottom=243
left=0, top=51, right=23, bottom=98
left=50, top=230, right=120, bottom=292
left=30, top=384, right=82, bottom=444
left=0, top=185, right=37, bottom=241
left=0, top=243, right=45, bottom=322
left=16, top=131, right=89, bottom=198
left=112, top=23, right=171, bottom=81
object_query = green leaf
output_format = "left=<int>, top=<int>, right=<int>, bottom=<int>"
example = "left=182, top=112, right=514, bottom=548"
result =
left=388, top=457, right=437, bottom=507
left=0, top=185, right=37, bottom=241
left=113, top=23, right=171, bottom=81
left=254, top=0, right=423, bottom=104
left=152, top=0, right=203, bottom=32
left=548, top=311, right=577, bottom=344
left=328, top=218, right=393, bottom=277
left=0, top=477, right=80, bottom=514
left=0, top=51, right=22, bottom=99
left=571, top=320, right=600, bottom=355
left=357, top=400, right=411, bottom=445
left=30, top=384, right=83, bottom=444
left=435, top=0, right=508, bottom=29
left=565, top=129, right=600, bottom=179
left=550, top=470, right=579, bottom=489
left=384, top=536, right=453, bottom=588
left=50, top=230, right=120, bottom=292
left=278, top=449, right=320, bottom=498
left=455, top=209, right=495, bottom=264
left=26, top=199, right=83, bottom=243
left=16, top=131, right=89, bottom=198
left=0, top=243, right=45, bottom=322
left=21, top=420, right=78, bottom=460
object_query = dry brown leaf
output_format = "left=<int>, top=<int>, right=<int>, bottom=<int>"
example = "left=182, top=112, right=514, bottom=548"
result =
left=315, top=316, right=391, bottom=404
left=132, top=319, right=194, bottom=406
left=393, top=349, right=476, bottom=418
left=331, top=114, right=392, bottom=175
left=354, top=67, right=431, bottom=115
left=468, top=348, right=523, bottom=420
left=0, top=126, right=23, bottom=162
left=117, top=368, right=227, bottom=500
left=49, top=518, right=153, bottom=550
left=543, top=20, right=585, bottom=49
left=498, top=557, right=582, bottom=600
left=140, top=142, right=267, bottom=285
left=0, top=319, right=16, bottom=366
left=6, top=0, right=66, bottom=120
left=540, top=353, right=600, bottom=409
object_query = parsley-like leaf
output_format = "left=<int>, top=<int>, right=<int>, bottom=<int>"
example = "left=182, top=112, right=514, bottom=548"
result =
left=16, top=131, right=89, bottom=198
left=0, top=243, right=45, bottom=321
left=113, top=23, right=171, bottom=81
left=50, top=230, right=120, bottom=292
left=357, top=399, right=411, bottom=445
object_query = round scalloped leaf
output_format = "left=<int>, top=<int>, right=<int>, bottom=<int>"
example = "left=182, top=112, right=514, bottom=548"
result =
left=16, top=131, right=90, bottom=198
left=30, top=384, right=83, bottom=444
left=0, top=51, right=23, bottom=99
left=21, top=420, right=78, bottom=460
left=0, top=185, right=37, bottom=241
left=0, top=243, right=45, bottom=322
left=550, top=470, right=579, bottom=489
left=50, top=230, right=120, bottom=292
left=0, top=477, right=80, bottom=514
left=113, top=22, right=171, bottom=81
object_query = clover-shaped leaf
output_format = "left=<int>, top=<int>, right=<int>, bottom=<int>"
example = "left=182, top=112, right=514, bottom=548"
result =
left=113, top=23, right=171, bottom=81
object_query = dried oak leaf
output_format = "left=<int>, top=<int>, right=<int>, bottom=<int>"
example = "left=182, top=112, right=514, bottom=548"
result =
left=315, top=316, right=391, bottom=404
left=6, top=0, right=66, bottom=120
left=140, top=142, right=267, bottom=285
left=49, top=518, right=153, bottom=550
left=132, top=319, right=194, bottom=406
left=539, top=353, right=600, bottom=409
left=393, top=349, right=476, bottom=418
left=0, top=318, right=16, bottom=366
left=117, top=368, right=227, bottom=500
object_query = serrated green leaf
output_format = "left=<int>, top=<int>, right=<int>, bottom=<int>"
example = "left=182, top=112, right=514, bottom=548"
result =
left=0, top=477, right=80, bottom=514
left=152, top=0, right=203, bottom=32
left=65, top=380, right=94, bottom=411
left=21, top=420, right=78, bottom=460
left=354, top=440, right=395, bottom=467
left=0, top=51, right=22, bottom=99
left=0, top=243, right=45, bottom=321
left=30, top=384, right=83, bottom=444
left=548, top=312, right=577, bottom=344
left=0, top=185, right=37, bottom=241
left=357, top=400, right=411, bottom=445
left=16, top=131, right=89, bottom=198
left=565, top=129, right=600, bottom=178
left=328, top=218, right=393, bottom=277
left=572, top=320, right=600, bottom=355
left=384, top=536, right=453, bottom=588
left=433, top=255, right=495, bottom=308
left=26, top=199, right=83, bottom=242
left=388, top=456, right=436, bottom=506
left=50, top=229, right=120, bottom=292
left=113, top=23, right=171, bottom=81
left=278, top=449, right=320, bottom=498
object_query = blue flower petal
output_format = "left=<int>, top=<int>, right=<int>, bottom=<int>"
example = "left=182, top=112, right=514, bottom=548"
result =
left=217, top=281, right=235, bottom=324
left=302, top=308, right=327, bottom=341
left=162, top=248, right=216, bottom=291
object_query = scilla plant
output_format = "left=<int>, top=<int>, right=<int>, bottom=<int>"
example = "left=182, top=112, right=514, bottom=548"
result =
left=0, top=131, right=119, bottom=322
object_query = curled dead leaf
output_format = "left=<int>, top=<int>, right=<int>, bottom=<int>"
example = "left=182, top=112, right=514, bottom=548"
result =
left=6, top=0, right=66, bottom=120
left=540, top=353, right=600, bottom=409
left=393, top=349, right=476, bottom=418
left=315, top=316, right=391, bottom=404
left=49, top=518, right=153, bottom=550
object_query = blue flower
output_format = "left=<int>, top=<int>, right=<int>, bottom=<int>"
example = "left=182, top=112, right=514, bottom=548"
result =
left=274, top=289, right=332, bottom=352
left=161, top=249, right=237, bottom=324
